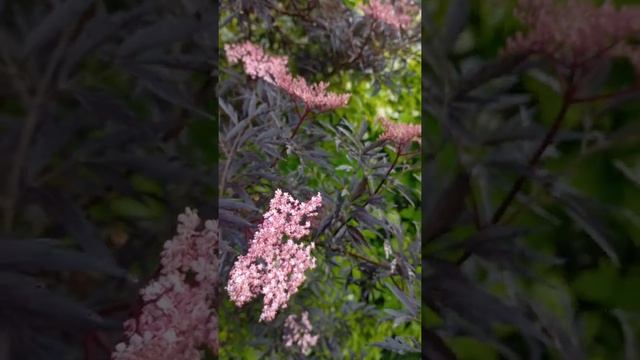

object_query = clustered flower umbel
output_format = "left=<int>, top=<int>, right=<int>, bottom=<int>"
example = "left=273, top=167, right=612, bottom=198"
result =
left=225, top=42, right=351, bottom=112
left=226, top=190, right=322, bottom=322
left=378, top=116, right=421, bottom=148
left=360, top=0, right=419, bottom=30
left=505, top=0, right=640, bottom=72
left=112, top=209, right=218, bottom=360
left=283, top=311, right=319, bottom=355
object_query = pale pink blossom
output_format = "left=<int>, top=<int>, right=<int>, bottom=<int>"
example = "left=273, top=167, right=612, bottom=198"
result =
left=360, top=0, right=419, bottom=30
left=274, top=74, right=352, bottom=112
left=224, top=42, right=350, bottom=111
left=112, top=210, right=218, bottom=360
left=226, top=190, right=322, bottom=322
left=224, top=41, right=289, bottom=85
left=505, top=0, right=640, bottom=72
left=378, top=117, right=421, bottom=147
left=283, top=311, right=319, bottom=355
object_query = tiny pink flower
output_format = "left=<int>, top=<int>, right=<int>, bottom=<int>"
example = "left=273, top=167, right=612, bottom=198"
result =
left=378, top=117, right=421, bottom=148
left=505, top=0, right=640, bottom=73
left=224, top=42, right=350, bottom=111
left=224, top=41, right=289, bottom=84
left=283, top=311, right=319, bottom=355
left=360, top=0, right=419, bottom=30
left=226, top=190, right=322, bottom=322
left=111, top=210, right=218, bottom=360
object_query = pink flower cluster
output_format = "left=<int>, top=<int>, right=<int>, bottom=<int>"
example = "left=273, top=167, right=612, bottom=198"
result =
left=224, top=42, right=351, bottom=111
left=505, top=0, right=640, bottom=71
left=112, top=209, right=218, bottom=360
left=224, top=41, right=288, bottom=85
left=226, top=190, right=322, bottom=322
left=378, top=117, right=421, bottom=148
left=283, top=311, right=319, bottom=355
left=360, top=0, right=418, bottom=30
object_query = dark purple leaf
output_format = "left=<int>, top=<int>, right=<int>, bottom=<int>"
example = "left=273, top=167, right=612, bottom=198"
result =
left=353, top=207, right=383, bottom=230
left=0, top=272, right=113, bottom=330
left=426, top=262, right=546, bottom=341
left=74, top=90, right=136, bottom=124
left=0, top=239, right=127, bottom=278
left=219, top=198, right=258, bottom=212
left=424, top=330, right=458, bottom=360
left=220, top=209, right=253, bottom=228
left=425, top=171, right=470, bottom=242
left=441, top=0, right=470, bottom=51
left=386, top=282, right=418, bottom=317
left=454, top=54, right=528, bottom=98
left=554, top=192, right=620, bottom=266
left=346, top=225, right=367, bottom=248
left=117, top=17, right=204, bottom=57
left=91, top=155, right=196, bottom=184
left=372, top=336, right=419, bottom=354
left=23, top=0, right=93, bottom=55
left=35, top=189, right=115, bottom=264
left=127, top=64, right=212, bottom=119
left=59, top=10, right=133, bottom=80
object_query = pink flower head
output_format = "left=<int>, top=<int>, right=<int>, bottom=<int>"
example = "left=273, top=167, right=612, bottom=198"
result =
left=283, top=311, right=319, bottom=355
left=505, top=0, right=640, bottom=72
left=112, top=210, right=218, bottom=360
left=360, top=0, right=419, bottom=30
left=226, top=190, right=322, bottom=322
left=224, top=41, right=289, bottom=85
left=275, top=74, right=352, bottom=112
left=378, top=117, right=421, bottom=147
left=224, top=41, right=350, bottom=111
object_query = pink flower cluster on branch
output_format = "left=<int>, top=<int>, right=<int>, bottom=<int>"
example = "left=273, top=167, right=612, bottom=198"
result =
left=505, top=0, right=640, bottom=72
left=112, top=209, right=218, bottom=360
left=224, top=42, right=351, bottom=111
left=378, top=117, right=421, bottom=148
left=226, top=190, right=322, bottom=322
left=283, top=311, right=319, bottom=355
left=360, top=0, right=419, bottom=30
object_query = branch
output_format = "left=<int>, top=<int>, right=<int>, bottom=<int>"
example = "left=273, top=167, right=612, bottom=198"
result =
left=317, top=241, right=389, bottom=270
left=491, top=75, right=575, bottom=224
left=289, top=107, right=311, bottom=140
left=370, top=146, right=401, bottom=199
left=327, top=20, right=376, bottom=77
left=456, top=71, right=576, bottom=265
left=270, top=107, right=311, bottom=167
left=3, top=27, right=73, bottom=231
left=329, top=147, right=403, bottom=243
left=571, top=86, right=640, bottom=104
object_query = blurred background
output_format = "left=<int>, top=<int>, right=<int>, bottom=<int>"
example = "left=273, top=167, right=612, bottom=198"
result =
left=425, top=0, right=640, bottom=359
left=0, top=1, right=217, bottom=358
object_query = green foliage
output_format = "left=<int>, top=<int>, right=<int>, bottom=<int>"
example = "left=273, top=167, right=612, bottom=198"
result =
left=426, top=0, right=640, bottom=358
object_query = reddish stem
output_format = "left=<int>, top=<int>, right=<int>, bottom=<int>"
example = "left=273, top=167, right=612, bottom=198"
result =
left=330, top=147, right=403, bottom=240
left=369, top=147, right=401, bottom=202
left=271, top=108, right=312, bottom=167
left=490, top=84, right=574, bottom=224
left=457, top=71, right=576, bottom=266
left=290, top=108, right=311, bottom=140
left=83, top=332, right=96, bottom=360
left=571, top=86, right=640, bottom=103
